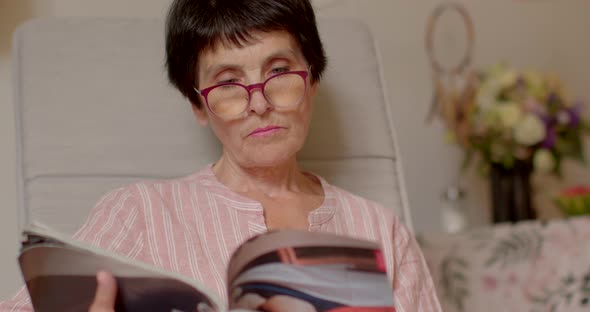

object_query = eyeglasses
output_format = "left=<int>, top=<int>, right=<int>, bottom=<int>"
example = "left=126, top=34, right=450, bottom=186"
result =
left=194, top=70, right=309, bottom=120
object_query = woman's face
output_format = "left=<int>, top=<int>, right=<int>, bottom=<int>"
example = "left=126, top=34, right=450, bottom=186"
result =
left=194, top=31, right=317, bottom=168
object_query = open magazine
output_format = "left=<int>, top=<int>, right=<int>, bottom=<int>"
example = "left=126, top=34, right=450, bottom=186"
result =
left=19, top=223, right=395, bottom=311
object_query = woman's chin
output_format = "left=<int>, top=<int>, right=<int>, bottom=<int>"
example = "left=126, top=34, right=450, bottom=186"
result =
left=233, top=139, right=303, bottom=167
left=239, top=149, right=298, bottom=168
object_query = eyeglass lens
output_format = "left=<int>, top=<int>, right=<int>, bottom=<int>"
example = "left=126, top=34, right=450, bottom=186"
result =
left=207, top=72, right=305, bottom=118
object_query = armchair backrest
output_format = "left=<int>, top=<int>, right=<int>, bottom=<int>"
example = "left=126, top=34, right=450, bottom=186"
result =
left=12, top=17, right=413, bottom=235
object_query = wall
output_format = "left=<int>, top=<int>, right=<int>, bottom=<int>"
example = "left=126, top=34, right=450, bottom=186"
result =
left=315, top=0, right=590, bottom=231
left=1, top=0, right=589, bottom=299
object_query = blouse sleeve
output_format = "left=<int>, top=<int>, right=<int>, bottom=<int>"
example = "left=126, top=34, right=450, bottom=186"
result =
left=72, top=184, right=147, bottom=259
left=390, top=216, right=442, bottom=312
left=0, top=184, right=148, bottom=312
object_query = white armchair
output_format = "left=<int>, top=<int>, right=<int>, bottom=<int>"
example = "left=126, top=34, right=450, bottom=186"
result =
left=12, top=17, right=413, bottom=236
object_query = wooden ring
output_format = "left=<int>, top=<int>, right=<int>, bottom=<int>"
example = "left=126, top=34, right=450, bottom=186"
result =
left=425, top=3, right=475, bottom=75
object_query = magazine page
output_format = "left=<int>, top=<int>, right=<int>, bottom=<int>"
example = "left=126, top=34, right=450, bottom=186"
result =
left=227, top=230, right=395, bottom=312
left=19, top=223, right=222, bottom=312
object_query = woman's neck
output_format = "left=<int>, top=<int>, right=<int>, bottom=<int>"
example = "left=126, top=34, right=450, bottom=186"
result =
left=212, top=154, right=318, bottom=199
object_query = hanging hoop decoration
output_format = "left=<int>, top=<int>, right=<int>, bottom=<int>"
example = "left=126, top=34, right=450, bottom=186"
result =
left=425, top=3, right=475, bottom=77
left=424, top=3, right=478, bottom=147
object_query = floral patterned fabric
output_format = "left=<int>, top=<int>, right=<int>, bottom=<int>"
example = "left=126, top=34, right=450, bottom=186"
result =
left=417, top=216, right=590, bottom=312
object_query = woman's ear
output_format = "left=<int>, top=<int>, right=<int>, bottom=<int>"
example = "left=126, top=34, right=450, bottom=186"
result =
left=191, top=103, right=209, bottom=126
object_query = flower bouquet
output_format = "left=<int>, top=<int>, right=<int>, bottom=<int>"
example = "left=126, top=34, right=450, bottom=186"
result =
left=450, top=63, right=589, bottom=174
left=442, top=63, right=589, bottom=222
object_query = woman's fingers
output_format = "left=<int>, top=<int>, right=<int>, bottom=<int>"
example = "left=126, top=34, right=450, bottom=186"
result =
left=260, top=295, right=317, bottom=312
left=89, top=271, right=117, bottom=312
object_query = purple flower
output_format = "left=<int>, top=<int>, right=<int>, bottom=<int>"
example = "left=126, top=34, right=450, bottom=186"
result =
left=536, top=110, right=555, bottom=129
left=566, top=101, right=583, bottom=127
left=542, top=127, right=556, bottom=149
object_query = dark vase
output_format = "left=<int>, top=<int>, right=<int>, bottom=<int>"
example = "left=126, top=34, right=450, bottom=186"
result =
left=489, top=160, right=536, bottom=223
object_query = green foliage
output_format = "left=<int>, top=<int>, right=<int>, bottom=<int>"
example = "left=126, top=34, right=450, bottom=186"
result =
left=484, top=229, right=543, bottom=269
left=440, top=254, right=470, bottom=312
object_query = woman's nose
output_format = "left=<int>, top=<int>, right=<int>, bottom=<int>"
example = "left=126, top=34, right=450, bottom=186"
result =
left=248, top=89, right=272, bottom=115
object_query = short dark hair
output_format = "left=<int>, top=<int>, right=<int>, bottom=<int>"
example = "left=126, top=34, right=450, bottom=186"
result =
left=165, top=0, right=327, bottom=108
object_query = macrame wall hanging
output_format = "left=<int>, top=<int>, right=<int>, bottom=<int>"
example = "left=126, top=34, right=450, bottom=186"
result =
left=425, top=3, right=477, bottom=145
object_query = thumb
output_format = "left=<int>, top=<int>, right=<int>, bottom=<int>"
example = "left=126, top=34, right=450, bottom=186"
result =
left=90, top=271, right=117, bottom=311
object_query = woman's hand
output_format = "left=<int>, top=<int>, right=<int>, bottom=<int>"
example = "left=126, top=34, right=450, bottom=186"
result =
left=89, top=271, right=117, bottom=312
left=259, top=295, right=317, bottom=312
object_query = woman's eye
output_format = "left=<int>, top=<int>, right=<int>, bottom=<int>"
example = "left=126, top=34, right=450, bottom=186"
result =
left=270, top=67, right=289, bottom=75
left=218, top=78, right=239, bottom=84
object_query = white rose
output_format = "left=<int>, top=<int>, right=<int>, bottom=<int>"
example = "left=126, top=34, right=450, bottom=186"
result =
left=514, top=114, right=546, bottom=146
left=496, top=103, right=522, bottom=128
left=499, top=70, right=518, bottom=88
left=533, top=149, right=555, bottom=173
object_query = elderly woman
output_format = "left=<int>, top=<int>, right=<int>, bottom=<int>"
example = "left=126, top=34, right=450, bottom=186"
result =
left=0, top=0, right=441, bottom=311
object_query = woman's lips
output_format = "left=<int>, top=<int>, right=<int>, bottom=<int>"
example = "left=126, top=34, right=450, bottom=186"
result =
left=248, top=126, right=284, bottom=137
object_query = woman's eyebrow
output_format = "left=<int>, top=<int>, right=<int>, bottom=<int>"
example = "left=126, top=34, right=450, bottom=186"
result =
left=202, top=48, right=299, bottom=80
left=204, top=63, right=243, bottom=78
left=262, top=49, right=299, bottom=64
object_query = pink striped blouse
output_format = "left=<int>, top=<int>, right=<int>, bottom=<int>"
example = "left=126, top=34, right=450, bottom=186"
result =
left=0, top=166, right=441, bottom=312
